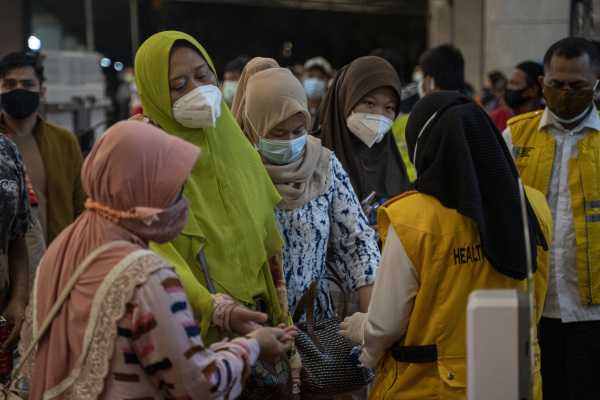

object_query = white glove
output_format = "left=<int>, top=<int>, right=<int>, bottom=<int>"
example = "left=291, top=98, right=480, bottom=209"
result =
left=338, top=312, right=367, bottom=345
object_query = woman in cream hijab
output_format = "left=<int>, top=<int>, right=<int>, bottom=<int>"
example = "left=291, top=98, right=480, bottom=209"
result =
left=240, top=67, right=379, bottom=322
left=231, top=56, right=279, bottom=143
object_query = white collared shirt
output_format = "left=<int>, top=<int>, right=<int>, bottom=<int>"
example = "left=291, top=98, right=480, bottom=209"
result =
left=503, top=105, right=600, bottom=322
left=359, top=225, right=417, bottom=367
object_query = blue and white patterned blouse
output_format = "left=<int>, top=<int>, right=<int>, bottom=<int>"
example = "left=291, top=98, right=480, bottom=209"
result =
left=276, top=153, right=379, bottom=321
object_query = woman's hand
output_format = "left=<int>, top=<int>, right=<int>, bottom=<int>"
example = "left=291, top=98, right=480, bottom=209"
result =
left=229, top=306, right=268, bottom=336
left=248, top=324, right=298, bottom=362
left=129, top=113, right=161, bottom=128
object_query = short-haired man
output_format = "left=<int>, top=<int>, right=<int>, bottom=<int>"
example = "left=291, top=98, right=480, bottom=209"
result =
left=504, top=37, right=600, bottom=399
left=418, top=44, right=465, bottom=95
left=491, top=61, right=544, bottom=132
left=301, top=56, right=332, bottom=122
left=0, top=52, right=86, bottom=245
left=392, top=44, right=465, bottom=182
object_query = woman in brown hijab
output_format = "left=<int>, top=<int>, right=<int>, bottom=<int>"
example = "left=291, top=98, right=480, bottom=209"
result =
left=312, top=56, right=412, bottom=205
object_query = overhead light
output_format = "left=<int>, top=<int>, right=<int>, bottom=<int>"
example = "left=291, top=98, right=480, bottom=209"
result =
left=114, top=62, right=124, bottom=71
left=28, top=36, right=41, bottom=51
left=101, top=58, right=112, bottom=68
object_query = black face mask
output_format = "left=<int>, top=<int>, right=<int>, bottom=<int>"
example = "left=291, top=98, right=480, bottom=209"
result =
left=504, top=87, right=530, bottom=109
left=1, top=89, right=40, bottom=119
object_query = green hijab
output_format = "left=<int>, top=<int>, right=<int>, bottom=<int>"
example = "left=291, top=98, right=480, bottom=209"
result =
left=135, top=31, right=285, bottom=340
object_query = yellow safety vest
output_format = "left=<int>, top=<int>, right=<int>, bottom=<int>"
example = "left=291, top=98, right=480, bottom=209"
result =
left=508, top=110, right=600, bottom=305
left=391, top=114, right=416, bottom=182
left=370, top=188, right=550, bottom=400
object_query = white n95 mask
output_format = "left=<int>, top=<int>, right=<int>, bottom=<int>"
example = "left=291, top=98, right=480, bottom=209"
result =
left=346, top=112, right=394, bottom=148
left=172, top=84, right=222, bottom=128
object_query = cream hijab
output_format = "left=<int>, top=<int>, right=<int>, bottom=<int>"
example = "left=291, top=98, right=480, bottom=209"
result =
left=243, top=68, right=331, bottom=210
left=231, top=57, right=280, bottom=145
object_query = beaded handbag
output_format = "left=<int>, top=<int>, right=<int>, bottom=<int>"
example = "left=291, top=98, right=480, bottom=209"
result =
left=292, top=276, right=375, bottom=399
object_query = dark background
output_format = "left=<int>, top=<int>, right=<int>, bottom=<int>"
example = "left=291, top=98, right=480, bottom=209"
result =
left=33, top=0, right=427, bottom=81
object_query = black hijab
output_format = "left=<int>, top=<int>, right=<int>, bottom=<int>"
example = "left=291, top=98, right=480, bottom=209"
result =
left=312, top=56, right=412, bottom=201
left=406, top=91, right=548, bottom=280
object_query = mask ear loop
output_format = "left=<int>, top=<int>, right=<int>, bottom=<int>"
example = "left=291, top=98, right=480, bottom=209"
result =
left=245, top=111, right=261, bottom=150
left=412, top=111, right=437, bottom=172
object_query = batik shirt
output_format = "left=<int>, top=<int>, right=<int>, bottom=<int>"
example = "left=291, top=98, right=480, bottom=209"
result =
left=0, top=135, right=33, bottom=312
left=276, top=153, right=379, bottom=321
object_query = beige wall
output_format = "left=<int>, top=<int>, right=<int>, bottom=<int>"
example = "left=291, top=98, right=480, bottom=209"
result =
left=428, top=0, right=570, bottom=92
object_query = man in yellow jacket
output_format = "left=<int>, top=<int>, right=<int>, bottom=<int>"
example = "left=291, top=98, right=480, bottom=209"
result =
left=339, top=91, right=550, bottom=399
left=503, top=37, right=600, bottom=400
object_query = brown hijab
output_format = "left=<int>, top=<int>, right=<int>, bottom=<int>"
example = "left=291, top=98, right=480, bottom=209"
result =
left=312, top=56, right=412, bottom=201
left=244, top=68, right=331, bottom=210
left=231, top=57, right=280, bottom=145
left=25, top=121, right=200, bottom=399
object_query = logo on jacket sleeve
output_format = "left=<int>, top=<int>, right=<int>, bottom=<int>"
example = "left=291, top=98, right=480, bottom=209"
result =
left=513, top=146, right=534, bottom=159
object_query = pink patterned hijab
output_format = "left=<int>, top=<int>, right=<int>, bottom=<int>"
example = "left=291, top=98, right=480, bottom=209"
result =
left=26, top=121, right=200, bottom=398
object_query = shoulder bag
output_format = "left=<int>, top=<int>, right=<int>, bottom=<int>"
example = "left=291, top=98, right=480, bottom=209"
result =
left=292, top=276, right=375, bottom=399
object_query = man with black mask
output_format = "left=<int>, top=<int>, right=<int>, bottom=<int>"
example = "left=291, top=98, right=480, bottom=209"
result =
left=0, top=52, right=86, bottom=245
left=504, top=37, right=600, bottom=400
left=490, top=60, right=544, bottom=132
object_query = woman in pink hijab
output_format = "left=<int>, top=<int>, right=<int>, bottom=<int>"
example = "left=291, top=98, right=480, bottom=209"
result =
left=18, top=121, right=295, bottom=400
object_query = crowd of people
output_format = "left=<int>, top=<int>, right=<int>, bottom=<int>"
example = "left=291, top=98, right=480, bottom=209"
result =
left=0, top=30, right=599, bottom=400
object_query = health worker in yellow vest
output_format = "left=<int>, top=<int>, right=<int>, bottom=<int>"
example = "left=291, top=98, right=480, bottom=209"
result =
left=503, top=37, right=600, bottom=400
left=339, top=91, right=551, bottom=400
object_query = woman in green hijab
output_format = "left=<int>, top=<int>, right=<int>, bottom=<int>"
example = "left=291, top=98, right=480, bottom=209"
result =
left=133, top=31, right=289, bottom=345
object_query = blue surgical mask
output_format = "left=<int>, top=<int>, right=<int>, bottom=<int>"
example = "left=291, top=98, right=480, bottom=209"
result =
left=303, top=78, right=326, bottom=99
left=258, top=133, right=307, bottom=165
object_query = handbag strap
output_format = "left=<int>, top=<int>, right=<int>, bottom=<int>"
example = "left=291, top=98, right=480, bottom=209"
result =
left=292, top=276, right=347, bottom=353
left=325, top=259, right=344, bottom=285
left=198, top=249, right=216, bottom=295
left=10, top=240, right=132, bottom=380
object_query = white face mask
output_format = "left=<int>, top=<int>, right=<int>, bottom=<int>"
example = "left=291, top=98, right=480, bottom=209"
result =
left=412, top=71, right=423, bottom=83
left=222, top=80, right=238, bottom=106
left=172, top=84, right=222, bottom=128
left=303, top=78, right=327, bottom=99
left=346, top=112, right=394, bottom=148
